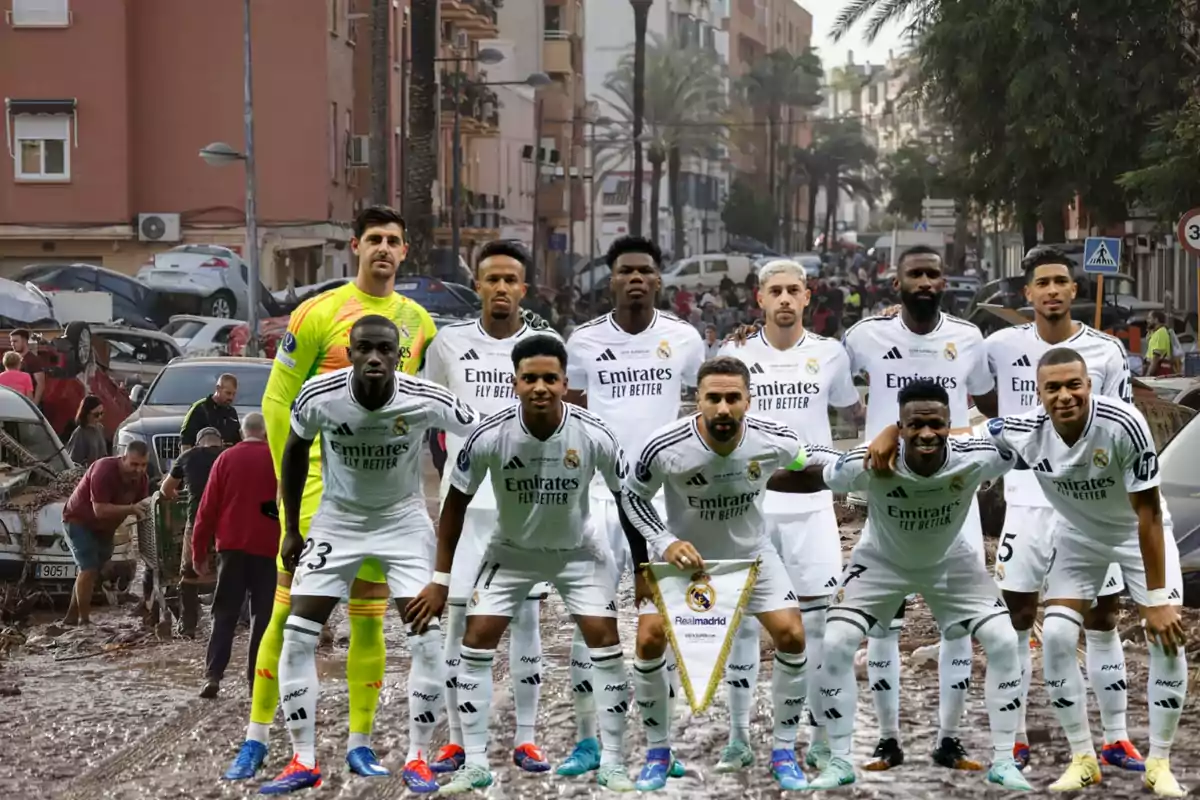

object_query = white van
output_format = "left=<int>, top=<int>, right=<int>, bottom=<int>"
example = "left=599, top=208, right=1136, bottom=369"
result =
left=660, top=254, right=754, bottom=289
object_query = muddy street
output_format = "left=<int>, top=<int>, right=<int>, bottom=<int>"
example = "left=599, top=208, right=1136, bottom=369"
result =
left=3, top=524, right=1198, bottom=800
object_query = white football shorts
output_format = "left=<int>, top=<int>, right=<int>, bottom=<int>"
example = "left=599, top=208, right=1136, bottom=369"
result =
left=1045, top=521, right=1183, bottom=608
left=591, top=483, right=665, bottom=585
left=449, top=503, right=550, bottom=605
left=829, top=537, right=1010, bottom=639
left=995, top=504, right=1124, bottom=596
left=291, top=501, right=434, bottom=600
left=769, top=503, right=842, bottom=598
left=468, top=540, right=619, bottom=619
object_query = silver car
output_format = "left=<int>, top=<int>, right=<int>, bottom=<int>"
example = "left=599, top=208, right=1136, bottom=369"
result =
left=139, top=244, right=282, bottom=320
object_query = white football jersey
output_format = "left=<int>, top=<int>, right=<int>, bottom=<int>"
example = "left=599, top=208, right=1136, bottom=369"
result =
left=450, top=403, right=625, bottom=550
left=843, top=313, right=994, bottom=439
left=984, top=395, right=1170, bottom=543
left=823, top=438, right=1015, bottom=568
left=421, top=318, right=563, bottom=506
left=566, top=310, right=705, bottom=461
left=986, top=323, right=1131, bottom=508
left=622, top=414, right=805, bottom=560
left=291, top=367, right=480, bottom=517
left=719, top=330, right=859, bottom=514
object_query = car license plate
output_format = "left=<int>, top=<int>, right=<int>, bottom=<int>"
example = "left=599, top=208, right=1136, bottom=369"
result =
left=36, top=563, right=78, bottom=580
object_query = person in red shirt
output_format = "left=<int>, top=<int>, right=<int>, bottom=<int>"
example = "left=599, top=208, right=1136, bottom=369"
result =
left=191, top=412, right=279, bottom=699
left=62, top=443, right=151, bottom=625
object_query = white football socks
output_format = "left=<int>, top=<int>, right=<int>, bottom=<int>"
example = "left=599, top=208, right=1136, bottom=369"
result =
left=510, top=600, right=543, bottom=747
left=867, top=631, right=901, bottom=741
left=1084, top=627, right=1129, bottom=744
left=278, top=616, right=323, bottom=768
left=456, top=645, right=496, bottom=767
left=1041, top=607, right=1093, bottom=756
left=1146, top=641, right=1188, bottom=760
left=406, top=623, right=445, bottom=761
left=569, top=626, right=598, bottom=742
left=725, top=617, right=760, bottom=745
left=973, top=617, right=1021, bottom=765
left=938, top=633, right=973, bottom=743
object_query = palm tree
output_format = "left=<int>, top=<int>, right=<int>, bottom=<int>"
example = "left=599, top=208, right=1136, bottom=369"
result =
left=791, top=118, right=878, bottom=250
left=369, top=0, right=391, bottom=205
left=629, top=0, right=654, bottom=237
left=403, top=0, right=438, bottom=273
left=738, top=48, right=824, bottom=248
left=603, top=35, right=726, bottom=254
left=830, top=0, right=939, bottom=44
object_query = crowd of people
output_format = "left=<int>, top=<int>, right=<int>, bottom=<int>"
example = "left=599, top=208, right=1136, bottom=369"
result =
left=47, top=204, right=1189, bottom=797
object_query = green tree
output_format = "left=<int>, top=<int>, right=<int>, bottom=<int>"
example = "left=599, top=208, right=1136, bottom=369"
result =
left=721, top=176, right=777, bottom=245
left=1118, top=94, right=1200, bottom=221
left=879, top=141, right=944, bottom=221
left=738, top=48, right=824, bottom=246
left=789, top=118, right=878, bottom=250
left=604, top=34, right=726, bottom=255
left=403, top=0, right=439, bottom=273
left=831, top=0, right=939, bottom=43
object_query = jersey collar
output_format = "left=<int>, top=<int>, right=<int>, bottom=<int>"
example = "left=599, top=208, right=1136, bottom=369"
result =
left=690, top=413, right=746, bottom=455
left=474, top=317, right=529, bottom=340
left=518, top=401, right=571, bottom=439
left=1032, top=320, right=1085, bottom=345
left=347, top=370, right=397, bottom=410
left=607, top=309, right=658, bottom=334
left=758, top=328, right=809, bottom=351
left=898, top=312, right=945, bottom=336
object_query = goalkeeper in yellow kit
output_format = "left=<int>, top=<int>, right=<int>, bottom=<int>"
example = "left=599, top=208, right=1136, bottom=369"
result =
left=224, top=206, right=436, bottom=781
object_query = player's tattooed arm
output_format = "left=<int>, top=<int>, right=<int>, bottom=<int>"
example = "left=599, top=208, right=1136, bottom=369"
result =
left=1130, top=486, right=1186, bottom=653
left=615, top=492, right=651, bottom=570
left=279, top=429, right=314, bottom=573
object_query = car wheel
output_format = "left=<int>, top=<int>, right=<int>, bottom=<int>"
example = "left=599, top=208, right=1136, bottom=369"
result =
left=205, top=290, right=236, bottom=318
left=63, top=321, right=92, bottom=374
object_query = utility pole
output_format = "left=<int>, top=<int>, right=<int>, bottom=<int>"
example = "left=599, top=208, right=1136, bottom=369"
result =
left=531, top=98, right=544, bottom=286
left=451, top=62, right=464, bottom=267
left=566, top=117, right=576, bottom=270
left=242, top=0, right=260, bottom=357
left=398, top=5, right=409, bottom=216
left=369, top=0, right=390, bottom=204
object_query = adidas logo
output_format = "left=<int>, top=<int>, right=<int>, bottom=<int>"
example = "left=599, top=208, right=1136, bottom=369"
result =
left=727, top=678, right=751, bottom=689
left=287, top=708, right=307, bottom=721
left=1052, top=698, right=1074, bottom=708
left=1000, top=699, right=1022, bottom=712
left=882, top=347, right=903, bottom=360
left=1012, top=355, right=1032, bottom=367
left=413, top=711, right=436, bottom=724
left=460, top=349, right=480, bottom=361
left=685, top=473, right=708, bottom=486
left=824, top=708, right=842, bottom=720
left=950, top=679, right=971, bottom=691
left=1106, top=680, right=1127, bottom=691
left=331, top=422, right=353, bottom=436
left=1105, top=576, right=1118, bottom=589
left=1032, top=459, right=1053, bottom=473
left=606, top=701, right=629, bottom=714
left=780, top=715, right=801, bottom=727
left=784, top=590, right=798, bottom=602
left=871, top=679, right=891, bottom=692
left=643, top=717, right=660, bottom=727
left=1169, top=588, right=1181, bottom=601
left=596, top=348, right=618, bottom=362
left=824, top=577, right=838, bottom=589
left=503, top=456, right=526, bottom=470
left=573, top=680, right=593, bottom=694
left=749, top=362, right=765, bottom=374
left=886, top=486, right=908, bottom=499
left=605, top=600, right=617, bottom=612
left=445, top=678, right=456, bottom=689
left=458, top=702, right=478, bottom=713
left=1155, top=698, right=1181, bottom=709
left=521, top=674, right=542, bottom=686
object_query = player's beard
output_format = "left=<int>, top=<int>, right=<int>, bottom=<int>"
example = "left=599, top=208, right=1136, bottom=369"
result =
left=707, top=415, right=740, bottom=442
left=900, top=289, right=941, bottom=322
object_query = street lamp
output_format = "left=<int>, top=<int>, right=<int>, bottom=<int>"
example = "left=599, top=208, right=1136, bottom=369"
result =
left=629, top=0, right=653, bottom=237
left=198, top=0, right=260, bottom=356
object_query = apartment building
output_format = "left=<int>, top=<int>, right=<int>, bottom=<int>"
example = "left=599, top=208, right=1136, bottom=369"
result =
left=585, top=0, right=729, bottom=259
left=0, top=0, right=408, bottom=286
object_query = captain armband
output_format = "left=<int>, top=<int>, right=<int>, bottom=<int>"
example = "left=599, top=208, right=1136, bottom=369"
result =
left=785, top=446, right=809, bottom=472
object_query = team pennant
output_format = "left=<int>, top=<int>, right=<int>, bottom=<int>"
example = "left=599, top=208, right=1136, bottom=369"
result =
left=645, top=558, right=759, bottom=714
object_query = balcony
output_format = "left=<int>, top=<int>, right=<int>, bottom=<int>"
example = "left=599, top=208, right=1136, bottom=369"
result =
left=543, top=29, right=574, bottom=75
left=440, top=74, right=501, bottom=135
left=440, top=0, right=499, bottom=38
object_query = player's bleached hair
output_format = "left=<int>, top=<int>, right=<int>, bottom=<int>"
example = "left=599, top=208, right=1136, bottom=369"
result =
left=350, top=314, right=398, bottom=340
left=757, top=259, right=808, bottom=286
left=511, top=333, right=567, bottom=370
left=897, top=378, right=950, bottom=409
left=1037, top=346, right=1086, bottom=372
left=697, top=355, right=751, bottom=389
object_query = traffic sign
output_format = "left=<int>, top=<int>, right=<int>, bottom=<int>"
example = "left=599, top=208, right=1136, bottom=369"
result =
left=1082, top=236, right=1121, bottom=275
left=1177, top=208, right=1200, bottom=255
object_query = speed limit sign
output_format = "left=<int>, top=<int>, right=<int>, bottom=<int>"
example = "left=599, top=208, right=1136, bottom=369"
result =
left=1176, top=207, right=1200, bottom=255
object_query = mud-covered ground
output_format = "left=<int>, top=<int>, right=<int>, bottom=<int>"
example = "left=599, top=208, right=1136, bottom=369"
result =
left=3, top=524, right=1199, bottom=800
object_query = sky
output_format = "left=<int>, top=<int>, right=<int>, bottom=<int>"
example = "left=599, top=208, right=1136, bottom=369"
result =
left=804, top=1, right=907, bottom=70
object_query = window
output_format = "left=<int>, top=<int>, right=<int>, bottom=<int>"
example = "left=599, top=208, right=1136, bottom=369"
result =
left=345, top=0, right=357, bottom=44
left=10, top=0, right=70, bottom=27
left=344, top=108, right=352, bottom=183
left=329, top=0, right=339, bottom=34
left=13, top=115, right=70, bottom=181
left=330, top=102, right=339, bottom=183
left=544, top=3, right=562, bottom=31
left=705, top=259, right=730, bottom=274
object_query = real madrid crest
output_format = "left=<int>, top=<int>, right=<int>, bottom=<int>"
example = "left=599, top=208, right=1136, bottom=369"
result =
left=469, top=590, right=480, bottom=608
left=657, top=339, right=672, bottom=359
left=563, top=448, right=581, bottom=469
left=835, top=586, right=845, bottom=604
left=399, top=323, right=410, bottom=340
left=944, top=342, right=958, bottom=361
left=949, top=475, right=965, bottom=493
left=393, top=416, right=409, bottom=436
left=805, top=358, right=820, bottom=375
left=995, top=564, right=1006, bottom=580
left=747, top=460, right=762, bottom=480
left=685, top=576, right=716, bottom=612
left=1092, top=448, right=1109, bottom=468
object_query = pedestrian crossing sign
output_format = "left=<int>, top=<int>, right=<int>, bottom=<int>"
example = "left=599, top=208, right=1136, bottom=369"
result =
left=1082, top=236, right=1121, bottom=275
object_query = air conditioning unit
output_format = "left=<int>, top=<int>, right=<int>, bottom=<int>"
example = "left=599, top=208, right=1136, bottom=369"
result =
left=138, top=213, right=182, bottom=243
left=455, top=30, right=469, bottom=50
left=349, top=135, right=370, bottom=167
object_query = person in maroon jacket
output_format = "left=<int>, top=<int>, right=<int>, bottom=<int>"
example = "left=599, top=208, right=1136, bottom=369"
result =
left=62, top=443, right=152, bottom=625
left=191, top=412, right=279, bottom=699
